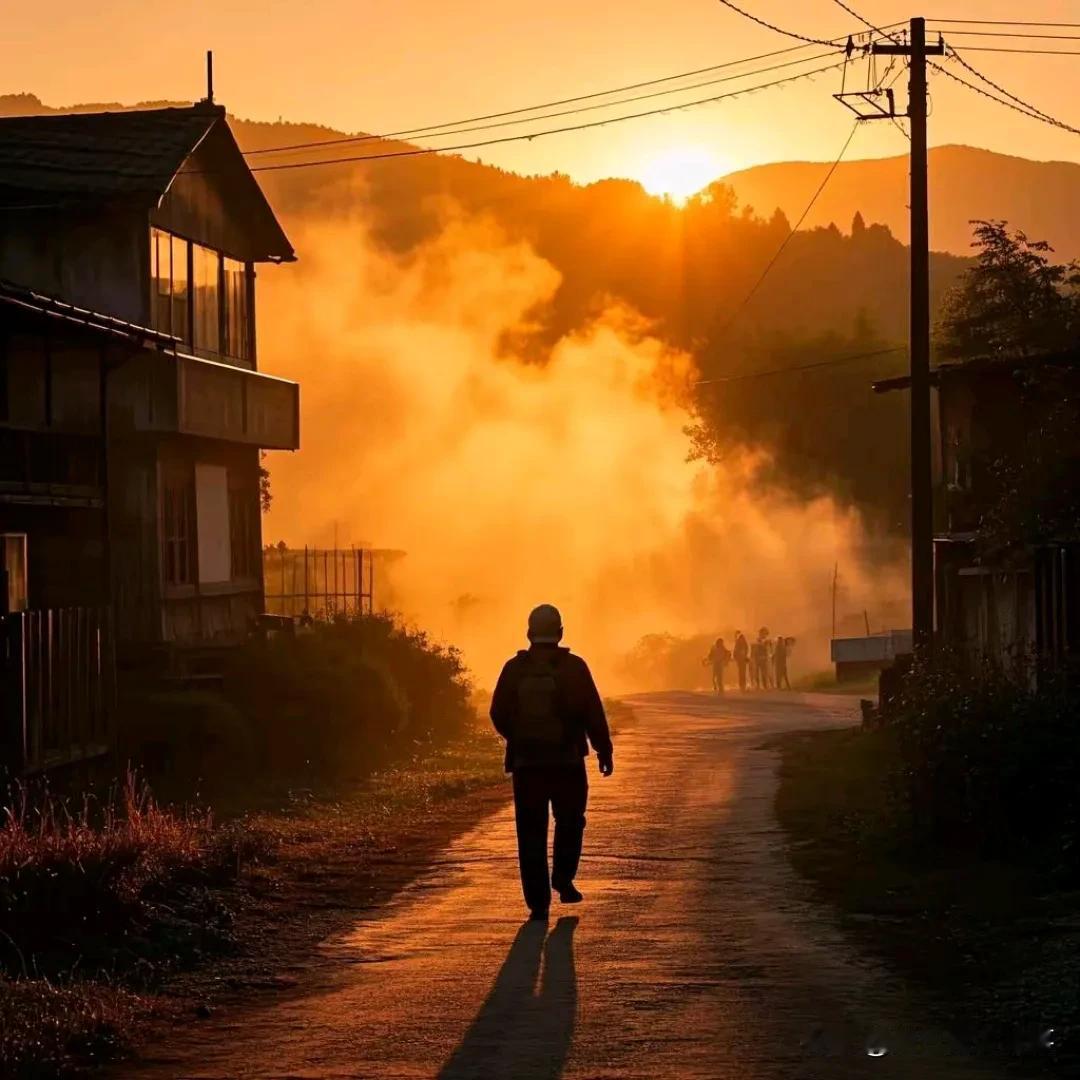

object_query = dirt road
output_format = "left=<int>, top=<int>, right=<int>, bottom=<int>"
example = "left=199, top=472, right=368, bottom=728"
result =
left=123, top=692, right=1002, bottom=1079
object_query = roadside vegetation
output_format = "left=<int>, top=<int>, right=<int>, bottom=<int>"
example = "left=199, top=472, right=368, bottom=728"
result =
left=0, top=613, right=497, bottom=1076
left=776, top=655, right=1080, bottom=1076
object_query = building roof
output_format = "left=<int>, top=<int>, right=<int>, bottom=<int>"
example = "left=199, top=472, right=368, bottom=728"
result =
left=0, top=105, right=218, bottom=203
left=873, top=351, right=1080, bottom=394
left=0, top=104, right=294, bottom=261
left=0, top=278, right=180, bottom=347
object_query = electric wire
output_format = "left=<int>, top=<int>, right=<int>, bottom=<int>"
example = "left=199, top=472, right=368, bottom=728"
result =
left=929, top=60, right=1080, bottom=137
left=714, top=0, right=839, bottom=47
left=936, top=30, right=1080, bottom=40
left=830, top=0, right=901, bottom=43
left=708, top=121, right=860, bottom=344
left=929, top=19, right=1080, bottom=29
left=244, top=38, right=854, bottom=158
left=696, top=345, right=905, bottom=385
left=943, top=46, right=1080, bottom=56
left=943, top=50, right=1080, bottom=134
left=246, top=50, right=841, bottom=161
left=245, top=59, right=851, bottom=173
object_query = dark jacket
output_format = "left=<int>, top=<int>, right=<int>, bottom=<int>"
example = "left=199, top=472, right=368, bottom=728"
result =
left=490, top=645, right=613, bottom=772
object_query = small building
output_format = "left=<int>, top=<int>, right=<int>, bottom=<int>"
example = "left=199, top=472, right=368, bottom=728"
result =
left=874, top=354, right=1080, bottom=674
left=1, top=103, right=299, bottom=769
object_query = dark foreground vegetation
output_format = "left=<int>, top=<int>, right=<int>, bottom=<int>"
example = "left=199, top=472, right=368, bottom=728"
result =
left=776, top=657, right=1080, bottom=1077
left=0, top=614, right=498, bottom=1076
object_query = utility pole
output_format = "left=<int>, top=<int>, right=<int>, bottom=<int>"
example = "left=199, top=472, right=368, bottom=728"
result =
left=873, top=18, right=943, bottom=652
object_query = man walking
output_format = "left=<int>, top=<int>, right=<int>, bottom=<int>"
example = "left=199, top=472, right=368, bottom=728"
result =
left=491, top=605, right=614, bottom=920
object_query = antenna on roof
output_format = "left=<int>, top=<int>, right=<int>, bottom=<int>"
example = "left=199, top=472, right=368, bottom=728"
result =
left=205, top=50, right=214, bottom=104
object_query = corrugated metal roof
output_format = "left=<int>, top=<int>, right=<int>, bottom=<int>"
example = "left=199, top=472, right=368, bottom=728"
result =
left=0, top=105, right=219, bottom=204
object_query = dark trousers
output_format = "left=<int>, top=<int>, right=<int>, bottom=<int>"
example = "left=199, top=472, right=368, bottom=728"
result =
left=512, top=762, right=588, bottom=912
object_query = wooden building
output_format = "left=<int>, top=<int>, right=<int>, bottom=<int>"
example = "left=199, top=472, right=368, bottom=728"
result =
left=1, top=103, right=300, bottom=767
left=875, top=354, right=1080, bottom=674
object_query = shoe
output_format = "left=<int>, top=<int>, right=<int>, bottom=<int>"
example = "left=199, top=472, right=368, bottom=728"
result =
left=554, top=882, right=583, bottom=904
left=529, top=907, right=550, bottom=921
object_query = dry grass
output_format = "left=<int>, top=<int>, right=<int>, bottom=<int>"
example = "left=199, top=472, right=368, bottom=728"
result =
left=0, top=977, right=145, bottom=1077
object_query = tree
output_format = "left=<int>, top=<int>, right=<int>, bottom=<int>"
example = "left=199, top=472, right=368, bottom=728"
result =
left=936, top=220, right=1080, bottom=361
left=851, top=210, right=866, bottom=236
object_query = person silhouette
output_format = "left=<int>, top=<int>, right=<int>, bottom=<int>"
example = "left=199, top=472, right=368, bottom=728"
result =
left=490, top=605, right=613, bottom=920
left=733, top=631, right=750, bottom=692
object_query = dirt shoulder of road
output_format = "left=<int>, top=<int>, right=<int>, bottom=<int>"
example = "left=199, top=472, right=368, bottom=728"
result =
left=110, top=730, right=511, bottom=1070
left=116, top=698, right=634, bottom=1074
left=774, top=727, right=1080, bottom=1078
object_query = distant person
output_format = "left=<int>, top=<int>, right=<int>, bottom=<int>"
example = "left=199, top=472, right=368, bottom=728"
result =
left=733, top=631, right=750, bottom=691
left=774, top=634, right=793, bottom=690
left=490, top=604, right=614, bottom=921
left=755, top=628, right=772, bottom=690
left=704, top=636, right=731, bottom=694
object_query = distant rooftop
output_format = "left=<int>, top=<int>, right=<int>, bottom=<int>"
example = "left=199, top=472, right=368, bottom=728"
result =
left=873, top=351, right=1080, bottom=394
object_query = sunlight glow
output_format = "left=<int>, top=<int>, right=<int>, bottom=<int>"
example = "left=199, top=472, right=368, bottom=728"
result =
left=637, top=146, right=726, bottom=203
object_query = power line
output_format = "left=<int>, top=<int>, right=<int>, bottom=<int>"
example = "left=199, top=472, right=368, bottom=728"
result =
left=943, top=46, right=1080, bottom=56
left=710, top=121, right=860, bottom=340
left=247, top=50, right=841, bottom=161
left=830, top=0, right=901, bottom=43
left=942, top=50, right=1080, bottom=135
left=929, top=60, right=1078, bottom=135
left=936, top=29, right=1080, bottom=40
left=246, top=58, right=850, bottom=173
left=929, top=19, right=1080, bottom=29
left=714, top=0, right=839, bottom=47
left=696, top=346, right=905, bottom=385
left=244, top=40, right=846, bottom=158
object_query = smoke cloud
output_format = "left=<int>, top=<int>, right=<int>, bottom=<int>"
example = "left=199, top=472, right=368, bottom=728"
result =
left=259, top=207, right=906, bottom=690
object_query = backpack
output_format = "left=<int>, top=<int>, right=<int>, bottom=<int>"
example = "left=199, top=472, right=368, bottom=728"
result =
left=514, top=651, right=568, bottom=747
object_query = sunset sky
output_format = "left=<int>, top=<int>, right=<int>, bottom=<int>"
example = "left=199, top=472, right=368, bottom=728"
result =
left=7, top=1, right=1080, bottom=191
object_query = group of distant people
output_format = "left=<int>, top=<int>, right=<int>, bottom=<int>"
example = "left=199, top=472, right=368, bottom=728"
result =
left=704, top=628, right=794, bottom=694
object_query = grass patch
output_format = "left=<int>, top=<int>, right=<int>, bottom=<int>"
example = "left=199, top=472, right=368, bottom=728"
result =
left=792, top=669, right=880, bottom=696
left=776, top=727, right=1080, bottom=1075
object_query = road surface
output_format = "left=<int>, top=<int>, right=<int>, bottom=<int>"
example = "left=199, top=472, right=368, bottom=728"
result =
left=124, top=692, right=1001, bottom=1079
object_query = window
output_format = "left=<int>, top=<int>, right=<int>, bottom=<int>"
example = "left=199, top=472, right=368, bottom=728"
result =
left=193, top=244, right=221, bottom=354
left=161, top=465, right=196, bottom=588
left=223, top=257, right=251, bottom=361
left=150, top=228, right=189, bottom=339
left=229, top=484, right=258, bottom=580
left=1, top=533, right=27, bottom=613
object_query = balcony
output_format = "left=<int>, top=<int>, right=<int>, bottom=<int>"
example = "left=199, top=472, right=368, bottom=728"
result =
left=110, top=347, right=299, bottom=450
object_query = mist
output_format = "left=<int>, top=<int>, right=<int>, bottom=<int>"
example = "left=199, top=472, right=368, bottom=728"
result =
left=259, top=205, right=907, bottom=690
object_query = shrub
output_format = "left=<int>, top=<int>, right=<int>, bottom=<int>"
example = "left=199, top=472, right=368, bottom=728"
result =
left=223, top=613, right=473, bottom=779
left=0, top=773, right=260, bottom=978
left=884, top=654, right=1080, bottom=865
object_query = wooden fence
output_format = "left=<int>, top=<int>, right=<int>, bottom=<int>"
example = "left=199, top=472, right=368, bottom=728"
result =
left=0, top=607, right=116, bottom=774
left=263, top=547, right=374, bottom=620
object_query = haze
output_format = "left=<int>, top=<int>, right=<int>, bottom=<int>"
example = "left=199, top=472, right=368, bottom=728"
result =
left=8, top=0, right=1080, bottom=192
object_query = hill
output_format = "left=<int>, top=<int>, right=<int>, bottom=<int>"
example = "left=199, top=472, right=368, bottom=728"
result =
left=724, top=145, right=1080, bottom=260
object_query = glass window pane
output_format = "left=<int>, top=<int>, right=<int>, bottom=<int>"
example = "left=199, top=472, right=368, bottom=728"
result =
left=223, top=257, right=249, bottom=359
left=151, top=228, right=172, bottom=335
left=193, top=244, right=220, bottom=353
left=171, top=235, right=189, bottom=342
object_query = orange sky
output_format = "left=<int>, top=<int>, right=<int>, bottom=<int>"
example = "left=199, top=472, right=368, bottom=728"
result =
left=8, top=1, right=1080, bottom=187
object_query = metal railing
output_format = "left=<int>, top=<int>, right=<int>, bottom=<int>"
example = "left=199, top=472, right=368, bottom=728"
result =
left=263, top=547, right=374, bottom=620
left=1, top=607, right=116, bottom=774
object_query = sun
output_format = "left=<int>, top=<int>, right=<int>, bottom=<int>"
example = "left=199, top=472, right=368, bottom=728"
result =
left=638, top=146, right=726, bottom=204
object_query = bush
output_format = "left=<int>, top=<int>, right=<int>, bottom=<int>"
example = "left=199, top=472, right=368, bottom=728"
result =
left=223, top=613, right=473, bottom=779
left=884, top=654, right=1080, bottom=865
left=0, top=773, right=261, bottom=978
left=618, top=632, right=715, bottom=691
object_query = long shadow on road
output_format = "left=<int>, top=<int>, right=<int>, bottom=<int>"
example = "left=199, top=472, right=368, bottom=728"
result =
left=438, top=915, right=578, bottom=1080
